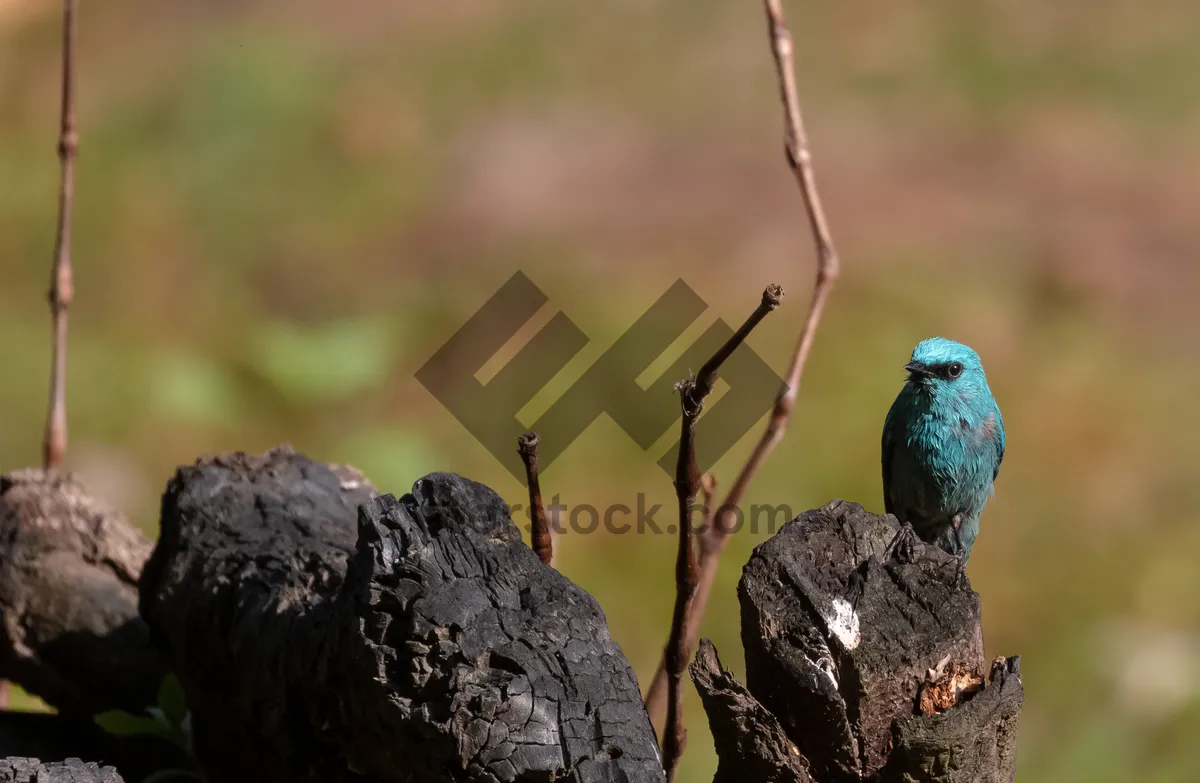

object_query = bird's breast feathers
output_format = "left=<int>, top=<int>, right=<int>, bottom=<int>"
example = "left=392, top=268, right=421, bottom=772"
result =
left=900, top=401, right=1002, bottom=489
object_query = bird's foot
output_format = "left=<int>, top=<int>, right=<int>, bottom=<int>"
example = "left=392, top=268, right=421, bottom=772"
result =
left=884, top=522, right=920, bottom=564
left=945, top=515, right=969, bottom=586
left=950, top=514, right=965, bottom=556
left=932, top=548, right=969, bottom=586
left=950, top=552, right=968, bottom=587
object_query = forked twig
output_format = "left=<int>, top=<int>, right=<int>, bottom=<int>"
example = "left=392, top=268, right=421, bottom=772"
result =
left=43, top=0, right=80, bottom=471
left=645, top=0, right=841, bottom=733
left=660, top=287, right=782, bottom=782
left=517, top=433, right=553, bottom=565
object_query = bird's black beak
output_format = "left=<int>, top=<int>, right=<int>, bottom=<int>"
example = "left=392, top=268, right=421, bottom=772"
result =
left=904, top=362, right=934, bottom=380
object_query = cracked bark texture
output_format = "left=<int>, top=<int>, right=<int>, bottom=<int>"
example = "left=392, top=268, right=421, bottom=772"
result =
left=139, top=447, right=663, bottom=783
left=692, top=500, right=1022, bottom=783
left=0, top=470, right=166, bottom=715
left=0, top=757, right=123, bottom=783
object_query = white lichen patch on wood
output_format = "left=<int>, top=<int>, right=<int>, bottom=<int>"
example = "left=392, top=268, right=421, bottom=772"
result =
left=826, top=597, right=860, bottom=650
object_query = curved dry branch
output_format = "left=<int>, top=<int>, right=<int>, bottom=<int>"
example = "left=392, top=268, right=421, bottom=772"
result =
left=646, top=0, right=842, bottom=733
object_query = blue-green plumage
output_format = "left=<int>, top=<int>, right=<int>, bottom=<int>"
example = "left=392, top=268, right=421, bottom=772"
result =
left=882, top=337, right=1004, bottom=563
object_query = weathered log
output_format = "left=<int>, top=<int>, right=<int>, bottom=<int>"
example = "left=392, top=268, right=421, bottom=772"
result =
left=0, top=470, right=166, bottom=715
left=139, top=447, right=664, bottom=783
left=692, top=500, right=1022, bottom=783
left=0, top=757, right=123, bottom=783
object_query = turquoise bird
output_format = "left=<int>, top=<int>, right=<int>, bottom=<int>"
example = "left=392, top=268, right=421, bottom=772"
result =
left=882, top=337, right=1005, bottom=563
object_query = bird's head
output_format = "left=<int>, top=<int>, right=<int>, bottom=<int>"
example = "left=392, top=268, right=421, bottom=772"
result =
left=904, top=337, right=988, bottom=394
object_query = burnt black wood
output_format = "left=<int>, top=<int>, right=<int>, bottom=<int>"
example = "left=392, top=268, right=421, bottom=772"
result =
left=692, top=500, right=1022, bottom=783
left=140, top=448, right=663, bottom=783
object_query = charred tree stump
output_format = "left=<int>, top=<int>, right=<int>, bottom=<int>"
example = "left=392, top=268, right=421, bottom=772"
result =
left=137, top=448, right=377, bottom=783
left=691, top=500, right=1022, bottom=783
left=0, top=470, right=166, bottom=715
left=139, top=448, right=664, bottom=783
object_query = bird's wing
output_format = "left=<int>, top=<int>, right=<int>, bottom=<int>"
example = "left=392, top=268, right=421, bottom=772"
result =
left=992, top=406, right=1006, bottom=482
left=881, top=396, right=900, bottom=515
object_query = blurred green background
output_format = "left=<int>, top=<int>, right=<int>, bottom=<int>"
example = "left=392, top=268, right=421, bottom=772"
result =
left=3, top=1, right=1200, bottom=780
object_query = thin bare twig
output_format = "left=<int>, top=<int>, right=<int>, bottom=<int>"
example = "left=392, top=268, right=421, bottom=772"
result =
left=661, top=382, right=701, bottom=783
left=644, top=473, right=714, bottom=725
left=43, top=0, right=79, bottom=471
left=517, top=433, right=553, bottom=566
left=660, top=286, right=782, bottom=782
left=646, top=0, right=841, bottom=733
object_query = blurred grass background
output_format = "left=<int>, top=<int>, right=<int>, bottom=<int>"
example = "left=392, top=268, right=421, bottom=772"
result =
left=3, top=1, right=1200, bottom=780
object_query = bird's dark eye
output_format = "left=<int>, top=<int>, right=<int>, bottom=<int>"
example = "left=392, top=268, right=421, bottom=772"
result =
left=946, top=362, right=963, bottom=379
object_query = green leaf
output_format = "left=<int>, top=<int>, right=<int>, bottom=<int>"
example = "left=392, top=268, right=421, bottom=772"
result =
left=94, top=709, right=169, bottom=738
left=254, top=317, right=395, bottom=403
left=149, top=353, right=242, bottom=427
left=157, top=673, right=188, bottom=728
